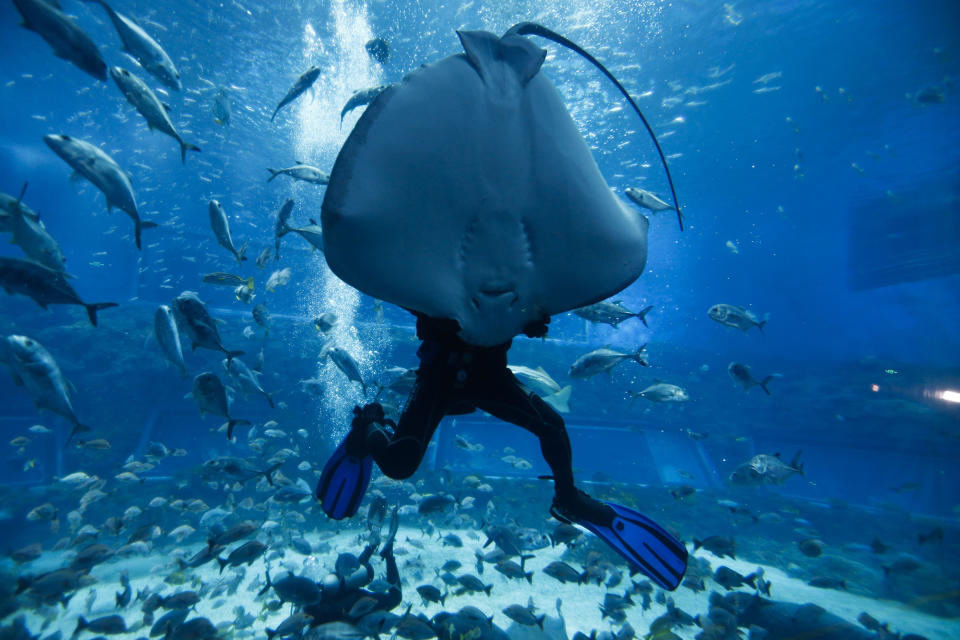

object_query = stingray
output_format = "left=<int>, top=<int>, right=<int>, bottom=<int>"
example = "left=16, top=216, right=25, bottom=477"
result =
left=322, top=23, right=681, bottom=347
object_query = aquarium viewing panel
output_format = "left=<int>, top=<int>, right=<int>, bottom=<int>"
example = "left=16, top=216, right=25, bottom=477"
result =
left=848, top=179, right=960, bottom=290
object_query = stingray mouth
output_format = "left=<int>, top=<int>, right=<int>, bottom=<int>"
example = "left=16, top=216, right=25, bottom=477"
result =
left=471, top=285, right=519, bottom=310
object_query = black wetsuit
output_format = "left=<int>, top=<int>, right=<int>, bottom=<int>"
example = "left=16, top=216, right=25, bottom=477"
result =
left=304, top=543, right=401, bottom=625
left=365, top=312, right=578, bottom=502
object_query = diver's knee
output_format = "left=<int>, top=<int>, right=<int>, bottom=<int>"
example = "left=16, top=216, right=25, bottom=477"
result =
left=377, top=437, right=423, bottom=479
left=530, top=393, right=565, bottom=433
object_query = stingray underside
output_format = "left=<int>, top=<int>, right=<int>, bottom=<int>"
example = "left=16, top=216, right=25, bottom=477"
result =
left=322, top=29, right=648, bottom=346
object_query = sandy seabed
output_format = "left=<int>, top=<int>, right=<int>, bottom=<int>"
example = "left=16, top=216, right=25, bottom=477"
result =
left=9, top=524, right=959, bottom=640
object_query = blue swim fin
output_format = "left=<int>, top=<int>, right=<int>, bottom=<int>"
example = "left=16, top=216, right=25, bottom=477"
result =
left=316, top=438, right=372, bottom=520
left=557, top=501, right=687, bottom=591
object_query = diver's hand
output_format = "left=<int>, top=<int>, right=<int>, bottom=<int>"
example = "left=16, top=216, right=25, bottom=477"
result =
left=522, top=316, right=550, bottom=339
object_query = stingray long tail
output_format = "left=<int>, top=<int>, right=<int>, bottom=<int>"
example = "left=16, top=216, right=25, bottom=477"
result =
left=504, top=22, right=683, bottom=231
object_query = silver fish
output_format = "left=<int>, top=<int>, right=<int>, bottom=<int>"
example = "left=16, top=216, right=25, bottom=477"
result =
left=3, top=184, right=68, bottom=274
left=729, top=452, right=803, bottom=486
left=1, top=335, right=91, bottom=444
left=222, top=357, right=274, bottom=408
left=109, top=67, right=199, bottom=163
left=200, top=457, right=278, bottom=486
left=208, top=199, right=248, bottom=264
left=84, top=0, right=181, bottom=90
left=625, top=187, right=675, bottom=212
left=191, top=372, right=250, bottom=440
left=0, top=189, right=40, bottom=233
left=13, top=0, right=106, bottom=81
left=271, top=66, right=320, bottom=121
left=0, top=257, right=116, bottom=325
left=708, top=304, right=768, bottom=332
left=266, top=164, right=329, bottom=185
left=256, top=247, right=272, bottom=269
left=321, top=344, right=365, bottom=394
left=251, top=303, right=270, bottom=334
left=628, top=382, right=688, bottom=403
left=298, top=377, right=324, bottom=396
left=273, top=199, right=294, bottom=260
left=154, top=305, right=186, bottom=378
left=569, top=346, right=648, bottom=378
left=277, top=217, right=323, bottom=252
left=574, top=301, right=653, bottom=328
left=727, top=362, right=773, bottom=394
left=313, top=312, right=337, bottom=333
left=234, top=284, right=254, bottom=304
left=507, top=365, right=572, bottom=413
left=171, top=290, right=243, bottom=360
left=212, top=88, right=231, bottom=126
left=340, top=85, right=389, bottom=125
left=203, top=272, right=253, bottom=289
left=265, top=268, right=291, bottom=292
left=44, top=134, right=156, bottom=249
left=507, top=365, right=562, bottom=396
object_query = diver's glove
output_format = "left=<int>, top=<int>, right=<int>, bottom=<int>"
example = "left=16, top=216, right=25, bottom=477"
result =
left=522, top=315, right=550, bottom=339
left=345, top=403, right=395, bottom=456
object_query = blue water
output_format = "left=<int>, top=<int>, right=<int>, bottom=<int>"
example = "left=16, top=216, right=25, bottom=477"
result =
left=1, top=0, right=958, bottom=637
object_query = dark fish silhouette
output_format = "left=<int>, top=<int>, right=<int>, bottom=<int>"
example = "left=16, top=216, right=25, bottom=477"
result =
left=13, top=0, right=106, bottom=81
left=0, top=258, right=116, bottom=326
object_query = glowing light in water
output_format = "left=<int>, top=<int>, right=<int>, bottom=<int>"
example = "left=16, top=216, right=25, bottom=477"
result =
left=939, top=389, right=960, bottom=403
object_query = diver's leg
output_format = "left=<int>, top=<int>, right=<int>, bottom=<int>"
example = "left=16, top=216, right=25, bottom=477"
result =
left=364, top=361, right=449, bottom=480
left=474, top=370, right=613, bottom=524
left=474, top=370, right=574, bottom=487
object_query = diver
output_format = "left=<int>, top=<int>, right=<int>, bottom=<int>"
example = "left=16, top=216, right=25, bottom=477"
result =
left=315, top=22, right=687, bottom=592
left=305, top=509, right=402, bottom=626
left=317, top=311, right=688, bottom=591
